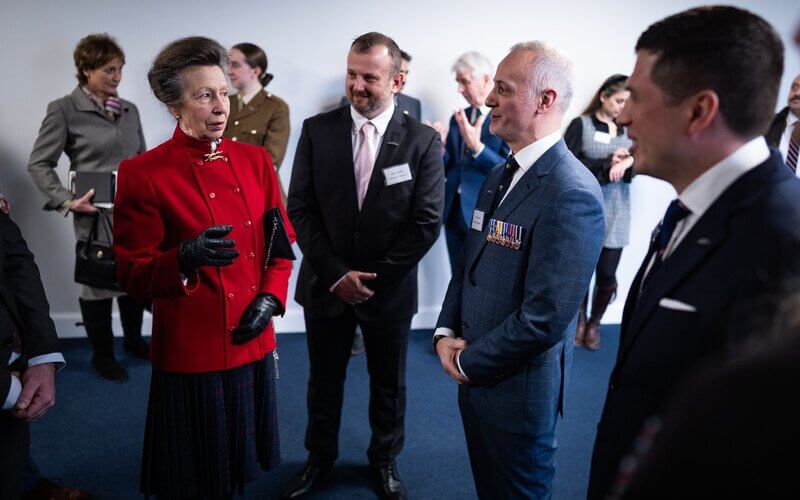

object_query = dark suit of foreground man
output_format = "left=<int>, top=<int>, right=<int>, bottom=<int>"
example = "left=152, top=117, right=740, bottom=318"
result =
left=286, top=32, right=443, bottom=500
left=588, top=7, right=800, bottom=499
left=435, top=42, right=604, bottom=499
left=0, top=197, right=65, bottom=499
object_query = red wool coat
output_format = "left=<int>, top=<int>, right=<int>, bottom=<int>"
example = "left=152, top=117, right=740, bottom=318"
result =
left=113, top=126, right=294, bottom=373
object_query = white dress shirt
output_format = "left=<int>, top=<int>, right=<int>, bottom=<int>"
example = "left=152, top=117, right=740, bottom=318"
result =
left=778, top=111, right=800, bottom=176
left=434, top=129, right=563, bottom=379
left=3, top=351, right=66, bottom=410
left=664, top=137, right=769, bottom=258
left=328, top=102, right=397, bottom=292
left=350, top=102, right=395, bottom=160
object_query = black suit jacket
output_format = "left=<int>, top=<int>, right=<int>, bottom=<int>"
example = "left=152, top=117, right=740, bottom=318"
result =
left=589, top=152, right=800, bottom=499
left=0, top=208, right=60, bottom=500
left=288, top=106, right=444, bottom=319
left=765, top=107, right=789, bottom=148
left=1, top=211, right=60, bottom=402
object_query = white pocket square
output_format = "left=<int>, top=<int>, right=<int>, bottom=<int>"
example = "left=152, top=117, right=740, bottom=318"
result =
left=658, top=298, right=697, bottom=312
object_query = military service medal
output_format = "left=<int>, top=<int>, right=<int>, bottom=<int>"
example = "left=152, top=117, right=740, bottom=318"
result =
left=487, top=218, right=523, bottom=249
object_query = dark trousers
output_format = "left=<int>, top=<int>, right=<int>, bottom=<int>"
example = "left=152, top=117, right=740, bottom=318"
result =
left=445, top=195, right=469, bottom=274
left=459, top=389, right=557, bottom=500
left=303, top=308, right=412, bottom=467
left=0, top=416, right=29, bottom=499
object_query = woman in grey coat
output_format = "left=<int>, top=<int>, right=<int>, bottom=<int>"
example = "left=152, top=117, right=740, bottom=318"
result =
left=27, top=33, right=149, bottom=381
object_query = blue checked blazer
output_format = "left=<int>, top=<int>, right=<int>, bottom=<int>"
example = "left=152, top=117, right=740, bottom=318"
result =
left=437, top=139, right=604, bottom=436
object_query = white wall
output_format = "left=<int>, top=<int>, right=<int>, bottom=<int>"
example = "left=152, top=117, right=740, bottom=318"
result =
left=1, top=0, right=798, bottom=336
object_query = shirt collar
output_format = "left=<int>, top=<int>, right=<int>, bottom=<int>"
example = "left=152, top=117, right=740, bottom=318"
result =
left=511, top=130, right=563, bottom=173
left=351, top=100, right=396, bottom=137
left=240, top=86, right=262, bottom=106
left=679, top=136, right=770, bottom=217
left=786, top=109, right=800, bottom=128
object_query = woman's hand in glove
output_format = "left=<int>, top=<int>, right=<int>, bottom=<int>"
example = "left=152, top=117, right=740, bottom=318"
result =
left=232, top=294, right=282, bottom=345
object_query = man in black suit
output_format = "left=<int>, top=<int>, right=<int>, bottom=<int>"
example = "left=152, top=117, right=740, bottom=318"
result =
left=765, top=73, right=800, bottom=169
left=285, top=32, right=444, bottom=500
left=588, top=7, right=800, bottom=499
left=340, top=49, right=422, bottom=121
left=0, top=193, right=65, bottom=499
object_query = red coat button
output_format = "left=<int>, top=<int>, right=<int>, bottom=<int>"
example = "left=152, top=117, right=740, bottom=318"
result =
left=209, top=192, right=216, bottom=199
left=244, top=220, right=252, bottom=228
left=250, top=285, right=257, bottom=293
left=247, top=252, right=255, bottom=260
left=233, top=187, right=241, bottom=194
left=227, top=292, right=234, bottom=300
left=195, top=160, right=203, bottom=166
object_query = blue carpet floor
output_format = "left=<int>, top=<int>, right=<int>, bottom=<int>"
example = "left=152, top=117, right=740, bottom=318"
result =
left=29, top=327, right=619, bottom=499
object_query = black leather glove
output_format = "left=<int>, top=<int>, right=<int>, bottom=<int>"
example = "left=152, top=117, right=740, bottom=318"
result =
left=178, top=225, right=239, bottom=276
left=232, top=294, right=282, bottom=345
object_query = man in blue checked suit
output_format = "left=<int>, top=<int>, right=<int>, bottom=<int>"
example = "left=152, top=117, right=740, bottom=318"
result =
left=434, top=42, right=604, bottom=499
left=428, top=52, right=509, bottom=271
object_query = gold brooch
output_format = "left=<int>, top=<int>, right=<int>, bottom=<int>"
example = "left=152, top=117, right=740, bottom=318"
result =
left=204, top=150, right=225, bottom=162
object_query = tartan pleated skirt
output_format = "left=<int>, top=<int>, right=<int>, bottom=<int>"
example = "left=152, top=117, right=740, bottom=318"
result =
left=140, top=353, right=280, bottom=499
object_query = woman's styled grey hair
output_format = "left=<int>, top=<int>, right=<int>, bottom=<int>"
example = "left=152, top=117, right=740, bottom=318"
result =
left=509, top=41, right=574, bottom=113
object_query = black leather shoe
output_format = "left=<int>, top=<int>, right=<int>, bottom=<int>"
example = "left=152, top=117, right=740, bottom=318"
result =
left=283, top=463, right=330, bottom=499
left=373, top=462, right=406, bottom=499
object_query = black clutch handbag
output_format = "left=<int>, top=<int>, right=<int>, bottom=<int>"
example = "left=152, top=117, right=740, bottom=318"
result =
left=262, top=206, right=295, bottom=270
left=75, top=209, right=120, bottom=291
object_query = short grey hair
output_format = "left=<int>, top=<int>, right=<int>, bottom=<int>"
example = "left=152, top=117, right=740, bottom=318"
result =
left=451, top=51, right=494, bottom=81
left=509, top=41, right=574, bottom=113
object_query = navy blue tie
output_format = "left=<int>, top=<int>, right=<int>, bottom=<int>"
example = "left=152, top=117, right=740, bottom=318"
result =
left=641, top=199, right=691, bottom=289
left=486, top=155, right=521, bottom=219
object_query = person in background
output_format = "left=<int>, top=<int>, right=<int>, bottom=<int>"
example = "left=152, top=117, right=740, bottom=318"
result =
left=27, top=33, right=150, bottom=382
left=286, top=32, right=443, bottom=499
left=564, top=74, right=634, bottom=350
left=225, top=42, right=291, bottom=206
left=341, top=49, right=422, bottom=120
left=113, top=36, right=293, bottom=499
left=765, top=74, right=800, bottom=172
left=588, top=7, right=800, bottom=498
left=434, top=41, right=604, bottom=499
left=426, top=52, right=509, bottom=272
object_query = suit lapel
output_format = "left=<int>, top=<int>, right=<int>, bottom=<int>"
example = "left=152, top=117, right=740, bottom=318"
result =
left=617, top=156, right=782, bottom=361
left=332, top=107, right=360, bottom=220
left=71, top=86, right=113, bottom=122
left=357, top=109, right=406, bottom=225
left=465, top=140, right=566, bottom=273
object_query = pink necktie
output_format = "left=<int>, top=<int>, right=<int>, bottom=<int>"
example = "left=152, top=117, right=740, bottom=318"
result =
left=354, top=122, right=376, bottom=209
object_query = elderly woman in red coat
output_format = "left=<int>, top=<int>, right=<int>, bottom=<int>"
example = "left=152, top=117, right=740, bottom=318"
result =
left=112, top=36, right=294, bottom=499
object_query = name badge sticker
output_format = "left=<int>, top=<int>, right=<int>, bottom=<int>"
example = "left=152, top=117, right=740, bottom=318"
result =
left=471, top=209, right=485, bottom=231
left=593, top=131, right=611, bottom=144
left=382, top=163, right=413, bottom=186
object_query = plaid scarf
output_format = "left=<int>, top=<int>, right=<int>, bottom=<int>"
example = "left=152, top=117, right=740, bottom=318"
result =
left=82, top=85, right=122, bottom=120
